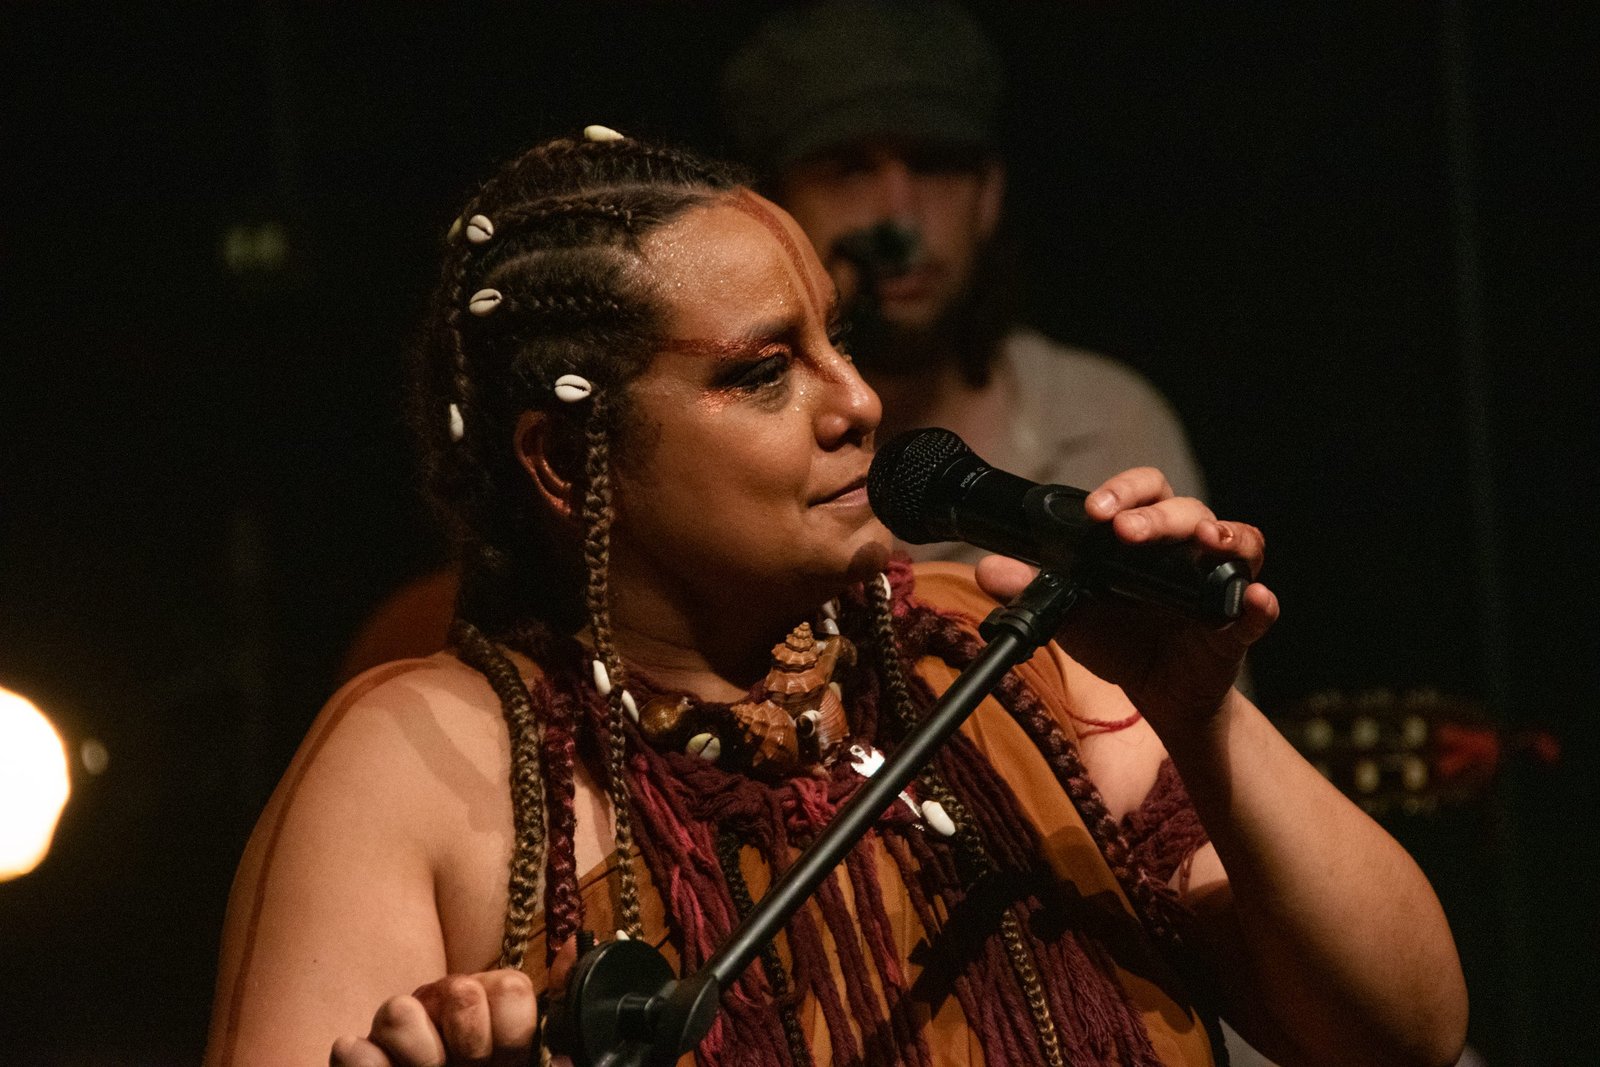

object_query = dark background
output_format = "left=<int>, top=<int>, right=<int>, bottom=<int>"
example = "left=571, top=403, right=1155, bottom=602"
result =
left=1, top=3, right=1594, bottom=1063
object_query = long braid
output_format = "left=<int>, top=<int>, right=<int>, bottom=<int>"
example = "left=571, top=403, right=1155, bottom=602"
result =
left=450, top=619, right=547, bottom=968
left=865, top=577, right=1068, bottom=1067
left=576, top=394, right=644, bottom=937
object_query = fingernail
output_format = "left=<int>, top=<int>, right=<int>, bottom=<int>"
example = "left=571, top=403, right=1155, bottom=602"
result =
left=1210, top=521, right=1234, bottom=543
left=1088, top=490, right=1117, bottom=512
left=1122, top=513, right=1150, bottom=536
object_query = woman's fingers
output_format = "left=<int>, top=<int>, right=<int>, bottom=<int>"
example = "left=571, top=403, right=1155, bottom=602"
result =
left=367, top=994, right=447, bottom=1066
left=330, top=1034, right=394, bottom=1067
left=1198, top=519, right=1268, bottom=576
left=1232, top=580, right=1281, bottom=647
left=398, top=969, right=537, bottom=1067
left=413, top=976, right=492, bottom=1065
left=1084, top=467, right=1173, bottom=519
left=974, top=554, right=1038, bottom=602
left=1109, top=496, right=1216, bottom=544
left=480, top=969, right=538, bottom=1066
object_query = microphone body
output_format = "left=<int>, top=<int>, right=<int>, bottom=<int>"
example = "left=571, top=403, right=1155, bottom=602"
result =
left=867, top=428, right=1250, bottom=624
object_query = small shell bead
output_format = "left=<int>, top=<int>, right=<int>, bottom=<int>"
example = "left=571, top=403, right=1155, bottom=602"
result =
left=447, top=403, right=465, bottom=442
left=686, top=732, right=722, bottom=762
left=591, top=659, right=612, bottom=696
left=553, top=374, right=594, bottom=403
left=468, top=288, right=502, bottom=316
left=583, top=124, right=625, bottom=142
left=620, top=689, right=639, bottom=723
left=921, top=800, right=956, bottom=837
left=465, top=214, right=495, bottom=244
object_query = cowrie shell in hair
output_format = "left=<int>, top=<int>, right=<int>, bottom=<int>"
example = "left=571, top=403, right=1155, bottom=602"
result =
left=615, top=929, right=631, bottom=941
left=921, top=800, right=956, bottom=837
left=446, top=216, right=463, bottom=240
left=583, top=124, right=625, bottom=142
left=591, top=659, right=612, bottom=696
left=877, top=573, right=893, bottom=601
left=620, top=689, right=639, bottom=723
left=819, top=617, right=840, bottom=636
left=465, top=214, right=494, bottom=244
left=447, top=403, right=465, bottom=442
left=554, top=374, right=594, bottom=403
left=468, top=288, right=502, bottom=316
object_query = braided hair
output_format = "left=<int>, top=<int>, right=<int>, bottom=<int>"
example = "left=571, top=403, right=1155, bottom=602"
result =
left=410, top=135, right=747, bottom=637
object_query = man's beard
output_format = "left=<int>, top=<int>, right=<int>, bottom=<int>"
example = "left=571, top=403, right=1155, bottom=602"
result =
left=838, top=232, right=1012, bottom=389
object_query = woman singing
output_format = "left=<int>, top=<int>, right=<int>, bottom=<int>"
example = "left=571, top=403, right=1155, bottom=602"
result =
left=204, top=131, right=1466, bottom=1067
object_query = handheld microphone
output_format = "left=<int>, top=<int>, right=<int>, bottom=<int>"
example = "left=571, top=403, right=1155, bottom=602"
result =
left=867, top=428, right=1250, bottom=624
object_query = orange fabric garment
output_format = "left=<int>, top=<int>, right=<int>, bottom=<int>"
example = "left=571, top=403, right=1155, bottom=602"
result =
left=515, top=564, right=1215, bottom=1065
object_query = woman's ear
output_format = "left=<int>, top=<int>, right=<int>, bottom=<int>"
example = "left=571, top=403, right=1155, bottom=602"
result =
left=515, top=410, right=580, bottom=522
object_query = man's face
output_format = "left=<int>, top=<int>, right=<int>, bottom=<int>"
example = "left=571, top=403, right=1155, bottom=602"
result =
left=777, top=141, right=1005, bottom=337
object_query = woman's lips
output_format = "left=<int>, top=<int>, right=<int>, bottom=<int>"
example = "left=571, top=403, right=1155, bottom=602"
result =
left=813, top=477, right=870, bottom=507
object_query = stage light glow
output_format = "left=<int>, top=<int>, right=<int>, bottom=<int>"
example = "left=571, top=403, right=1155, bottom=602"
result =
left=0, top=685, right=72, bottom=881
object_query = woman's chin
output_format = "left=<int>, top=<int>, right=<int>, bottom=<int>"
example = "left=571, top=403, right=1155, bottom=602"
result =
left=843, top=536, right=894, bottom=583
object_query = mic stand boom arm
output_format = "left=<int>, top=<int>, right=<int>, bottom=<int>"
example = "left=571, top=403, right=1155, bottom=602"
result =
left=548, top=569, right=1083, bottom=1067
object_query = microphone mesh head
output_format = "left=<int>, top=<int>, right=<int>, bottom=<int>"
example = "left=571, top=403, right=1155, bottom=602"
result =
left=866, top=427, right=971, bottom=542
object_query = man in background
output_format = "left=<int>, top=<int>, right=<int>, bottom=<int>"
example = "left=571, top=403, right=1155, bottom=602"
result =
left=721, top=0, right=1205, bottom=563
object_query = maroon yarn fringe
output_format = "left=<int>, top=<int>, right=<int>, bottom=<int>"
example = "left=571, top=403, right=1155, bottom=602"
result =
left=519, top=560, right=1214, bottom=1064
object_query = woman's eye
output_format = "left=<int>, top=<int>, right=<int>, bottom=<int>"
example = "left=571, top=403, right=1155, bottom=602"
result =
left=721, top=352, right=791, bottom=392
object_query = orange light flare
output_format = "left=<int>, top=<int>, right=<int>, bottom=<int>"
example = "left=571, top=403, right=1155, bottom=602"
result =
left=0, top=684, right=72, bottom=882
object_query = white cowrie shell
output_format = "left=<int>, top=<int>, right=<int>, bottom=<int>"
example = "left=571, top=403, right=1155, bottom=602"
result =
left=465, top=214, right=494, bottom=244
left=446, top=216, right=463, bottom=240
left=686, top=732, right=721, bottom=762
left=468, top=288, right=502, bottom=316
left=583, top=124, right=625, bottom=142
left=447, top=403, right=465, bottom=442
left=877, top=573, right=892, bottom=601
left=921, top=800, right=956, bottom=837
left=819, top=617, right=840, bottom=636
left=591, top=659, right=612, bottom=696
left=615, top=929, right=631, bottom=941
left=620, top=689, right=639, bottom=723
left=553, top=374, right=594, bottom=403
left=849, top=745, right=885, bottom=778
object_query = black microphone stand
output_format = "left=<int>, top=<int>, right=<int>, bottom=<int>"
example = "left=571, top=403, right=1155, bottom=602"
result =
left=546, top=569, right=1082, bottom=1067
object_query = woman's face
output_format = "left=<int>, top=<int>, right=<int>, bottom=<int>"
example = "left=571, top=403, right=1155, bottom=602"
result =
left=607, top=191, right=891, bottom=616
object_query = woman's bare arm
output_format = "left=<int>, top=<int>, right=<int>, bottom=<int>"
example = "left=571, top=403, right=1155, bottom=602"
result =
left=203, top=660, right=514, bottom=1067
left=977, top=470, right=1467, bottom=1067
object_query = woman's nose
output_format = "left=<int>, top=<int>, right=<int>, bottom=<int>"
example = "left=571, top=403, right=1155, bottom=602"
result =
left=815, top=355, right=882, bottom=448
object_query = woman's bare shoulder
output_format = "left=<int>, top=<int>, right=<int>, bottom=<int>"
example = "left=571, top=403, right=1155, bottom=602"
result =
left=253, top=653, right=514, bottom=857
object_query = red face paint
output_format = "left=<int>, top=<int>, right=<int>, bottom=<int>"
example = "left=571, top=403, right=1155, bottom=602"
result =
left=728, top=189, right=828, bottom=322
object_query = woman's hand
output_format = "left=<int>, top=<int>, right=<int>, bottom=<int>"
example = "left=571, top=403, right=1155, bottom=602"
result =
left=330, top=968, right=537, bottom=1067
left=975, top=467, right=1279, bottom=736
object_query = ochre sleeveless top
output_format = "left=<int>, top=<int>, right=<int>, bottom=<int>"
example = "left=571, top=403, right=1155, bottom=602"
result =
left=514, top=565, right=1216, bottom=1065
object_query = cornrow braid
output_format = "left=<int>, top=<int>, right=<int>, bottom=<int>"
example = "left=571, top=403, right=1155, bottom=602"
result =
left=475, top=196, right=640, bottom=240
